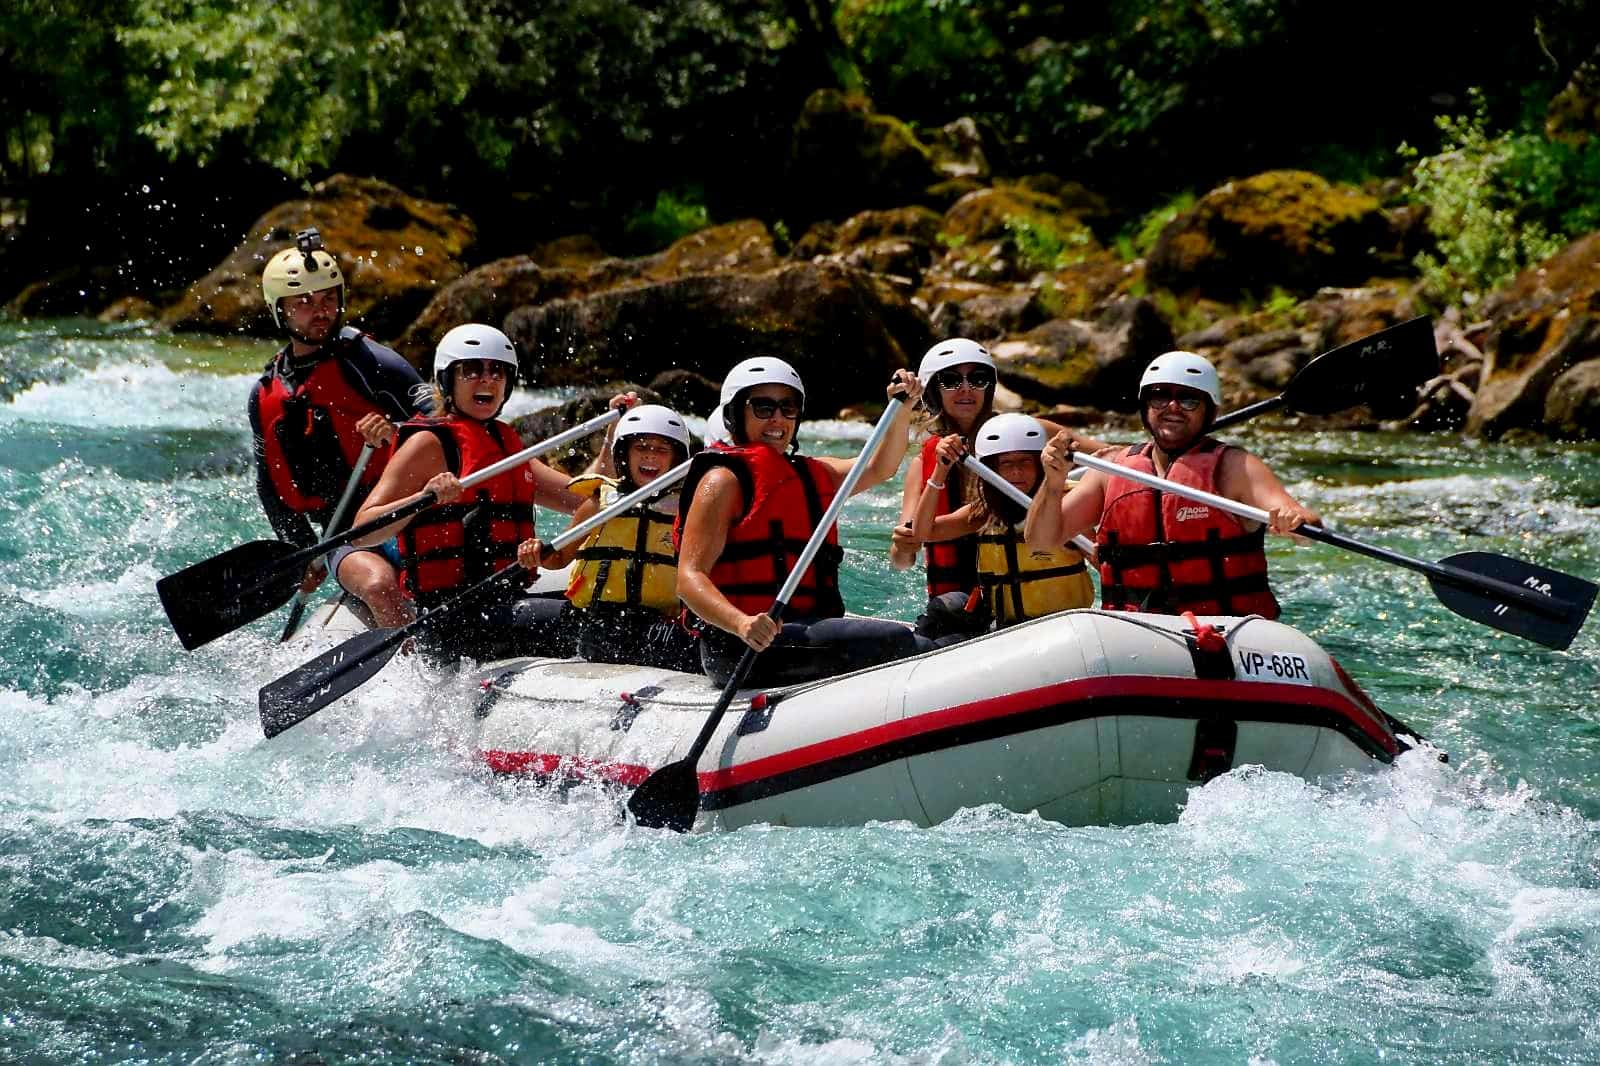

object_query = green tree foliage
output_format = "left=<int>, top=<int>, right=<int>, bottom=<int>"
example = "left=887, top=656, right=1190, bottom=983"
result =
left=119, top=1, right=798, bottom=196
left=0, top=0, right=141, bottom=181
left=833, top=0, right=1588, bottom=202
left=1402, top=89, right=1600, bottom=307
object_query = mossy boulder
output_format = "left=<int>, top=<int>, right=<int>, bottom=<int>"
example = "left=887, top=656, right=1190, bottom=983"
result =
left=788, top=90, right=941, bottom=225
left=1146, top=170, right=1395, bottom=299
left=1467, top=231, right=1600, bottom=439
left=935, top=184, right=1100, bottom=283
left=1544, top=358, right=1600, bottom=439
left=989, top=296, right=1173, bottom=410
left=162, top=174, right=476, bottom=340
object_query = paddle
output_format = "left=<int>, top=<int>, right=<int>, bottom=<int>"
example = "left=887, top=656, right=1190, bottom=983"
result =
left=960, top=455, right=1097, bottom=557
left=159, top=408, right=622, bottom=651
left=628, top=397, right=908, bottom=832
left=258, top=458, right=694, bottom=739
left=278, top=442, right=376, bottom=643
left=1210, top=316, right=1437, bottom=432
left=1065, top=448, right=1597, bottom=651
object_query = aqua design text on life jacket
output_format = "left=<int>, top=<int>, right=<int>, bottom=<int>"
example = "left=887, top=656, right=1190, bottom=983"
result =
left=675, top=445, right=845, bottom=620
left=395, top=416, right=536, bottom=609
left=566, top=475, right=678, bottom=612
left=976, top=521, right=1092, bottom=627
left=255, top=342, right=396, bottom=513
left=918, top=434, right=978, bottom=598
left=1095, top=440, right=1280, bottom=619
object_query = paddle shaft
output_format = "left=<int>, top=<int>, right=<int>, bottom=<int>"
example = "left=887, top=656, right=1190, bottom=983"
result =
left=279, top=442, right=377, bottom=642
left=960, top=456, right=1097, bottom=556
left=1066, top=448, right=1577, bottom=623
left=1211, top=395, right=1285, bottom=432
left=251, top=408, right=622, bottom=586
left=260, top=460, right=693, bottom=736
left=676, top=399, right=909, bottom=784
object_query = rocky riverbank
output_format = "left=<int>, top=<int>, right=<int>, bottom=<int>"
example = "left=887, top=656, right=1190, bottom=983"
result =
left=6, top=92, right=1598, bottom=440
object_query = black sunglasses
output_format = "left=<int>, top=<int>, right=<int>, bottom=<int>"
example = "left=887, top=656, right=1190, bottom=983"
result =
left=934, top=368, right=995, bottom=391
left=1143, top=386, right=1205, bottom=412
left=747, top=396, right=802, bottom=420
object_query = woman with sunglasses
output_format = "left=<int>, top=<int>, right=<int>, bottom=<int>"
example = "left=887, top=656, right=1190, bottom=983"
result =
left=1025, top=351, right=1321, bottom=619
left=891, top=338, right=1106, bottom=641
left=675, top=357, right=930, bottom=687
left=352, top=323, right=621, bottom=661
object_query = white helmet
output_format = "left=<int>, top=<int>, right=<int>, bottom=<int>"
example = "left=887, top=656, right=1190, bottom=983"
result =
left=1138, top=350, right=1222, bottom=406
left=974, top=413, right=1047, bottom=458
left=433, top=323, right=519, bottom=380
left=616, top=404, right=692, bottom=451
left=702, top=405, right=732, bottom=447
left=719, top=357, right=806, bottom=406
left=918, top=337, right=995, bottom=386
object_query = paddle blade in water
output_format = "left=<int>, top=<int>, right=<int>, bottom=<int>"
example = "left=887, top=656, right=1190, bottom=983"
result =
left=627, top=758, right=701, bottom=832
left=1427, top=551, right=1598, bottom=651
left=158, top=540, right=301, bottom=650
left=259, top=627, right=402, bottom=738
left=1284, top=316, right=1438, bottom=417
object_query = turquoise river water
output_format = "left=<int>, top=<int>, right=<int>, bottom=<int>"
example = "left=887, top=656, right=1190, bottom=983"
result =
left=1, top=319, right=1598, bottom=1064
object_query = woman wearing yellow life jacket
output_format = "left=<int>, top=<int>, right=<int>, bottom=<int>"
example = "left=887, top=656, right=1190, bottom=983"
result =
left=532, top=404, right=700, bottom=671
left=908, top=412, right=1094, bottom=640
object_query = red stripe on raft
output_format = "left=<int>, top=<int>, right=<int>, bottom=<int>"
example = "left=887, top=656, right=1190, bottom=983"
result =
left=698, top=675, right=1398, bottom=793
left=480, top=750, right=650, bottom=785
left=481, top=674, right=1398, bottom=788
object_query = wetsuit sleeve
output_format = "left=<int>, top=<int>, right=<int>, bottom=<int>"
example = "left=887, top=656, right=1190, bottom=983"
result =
left=349, top=337, right=431, bottom=419
left=248, top=382, right=318, bottom=548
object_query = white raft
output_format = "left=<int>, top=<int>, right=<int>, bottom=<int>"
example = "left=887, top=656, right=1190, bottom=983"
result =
left=460, top=608, right=1414, bottom=830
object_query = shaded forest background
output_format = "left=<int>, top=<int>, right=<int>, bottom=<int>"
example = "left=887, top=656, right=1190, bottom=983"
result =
left=3, top=0, right=1597, bottom=314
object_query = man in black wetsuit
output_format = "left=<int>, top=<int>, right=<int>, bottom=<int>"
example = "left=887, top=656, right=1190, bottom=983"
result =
left=246, top=228, right=428, bottom=626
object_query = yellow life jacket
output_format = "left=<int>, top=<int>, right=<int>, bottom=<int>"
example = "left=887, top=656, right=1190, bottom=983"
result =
left=566, top=475, right=679, bottom=612
left=975, top=520, right=1094, bottom=627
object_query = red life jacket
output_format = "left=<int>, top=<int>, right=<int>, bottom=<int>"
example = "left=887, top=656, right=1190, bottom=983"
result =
left=918, top=434, right=978, bottom=597
left=254, top=348, right=390, bottom=514
left=674, top=445, right=845, bottom=619
left=1095, top=439, right=1280, bottom=619
left=395, top=416, right=536, bottom=609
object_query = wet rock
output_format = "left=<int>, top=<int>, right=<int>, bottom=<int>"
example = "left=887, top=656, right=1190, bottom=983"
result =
left=6, top=265, right=127, bottom=319
left=1544, top=358, right=1600, bottom=439
left=1146, top=170, right=1397, bottom=299
left=648, top=368, right=721, bottom=416
left=97, top=296, right=159, bottom=324
left=991, top=296, right=1173, bottom=410
left=511, top=384, right=663, bottom=474
left=504, top=261, right=929, bottom=418
left=395, top=220, right=778, bottom=370
left=161, top=174, right=476, bottom=341
left=1468, top=231, right=1600, bottom=438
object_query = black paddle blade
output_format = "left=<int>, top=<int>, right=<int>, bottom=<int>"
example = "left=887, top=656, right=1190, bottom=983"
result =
left=1283, top=316, right=1438, bottom=417
left=1427, top=551, right=1598, bottom=651
left=627, top=758, right=701, bottom=832
left=158, top=540, right=301, bottom=650
left=259, top=627, right=403, bottom=738
left=277, top=597, right=310, bottom=644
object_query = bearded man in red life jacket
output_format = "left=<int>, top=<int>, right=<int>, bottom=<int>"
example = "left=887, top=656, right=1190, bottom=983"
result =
left=246, top=228, right=428, bottom=626
left=1024, top=351, right=1321, bottom=619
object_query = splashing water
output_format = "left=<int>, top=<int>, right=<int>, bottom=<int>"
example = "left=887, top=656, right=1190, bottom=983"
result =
left=2, top=319, right=1598, bottom=1063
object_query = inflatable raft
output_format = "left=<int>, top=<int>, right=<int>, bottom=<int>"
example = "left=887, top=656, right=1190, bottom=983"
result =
left=451, top=608, right=1418, bottom=830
